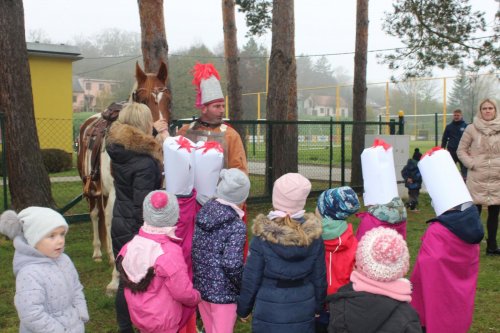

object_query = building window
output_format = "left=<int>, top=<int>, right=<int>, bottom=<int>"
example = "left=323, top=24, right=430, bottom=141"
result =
left=72, top=95, right=77, bottom=103
left=99, top=83, right=105, bottom=91
left=85, top=82, right=91, bottom=90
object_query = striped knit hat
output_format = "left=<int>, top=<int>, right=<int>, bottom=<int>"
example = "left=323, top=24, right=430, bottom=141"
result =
left=143, top=190, right=179, bottom=228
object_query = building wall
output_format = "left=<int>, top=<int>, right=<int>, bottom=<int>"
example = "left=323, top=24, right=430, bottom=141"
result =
left=29, top=56, right=74, bottom=152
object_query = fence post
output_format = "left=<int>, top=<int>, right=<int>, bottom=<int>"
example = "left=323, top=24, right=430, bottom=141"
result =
left=0, top=113, right=7, bottom=210
left=389, top=119, right=396, bottom=135
left=341, top=123, right=345, bottom=186
left=266, top=122, right=273, bottom=197
left=329, top=117, right=333, bottom=188
left=378, top=114, right=382, bottom=135
left=434, top=113, right=438, bottom=146
left=252, top=122, right=256, bottom=156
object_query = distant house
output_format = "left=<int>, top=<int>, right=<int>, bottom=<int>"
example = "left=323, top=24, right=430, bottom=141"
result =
left=27, top=42, right=82, bottom=152
left=303, top=95, right=349, bottom=118
left=72, top=77, right=119, bottom=112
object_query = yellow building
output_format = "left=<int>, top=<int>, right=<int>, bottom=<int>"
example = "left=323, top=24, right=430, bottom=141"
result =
left=28, top=42, right=81, bottom=152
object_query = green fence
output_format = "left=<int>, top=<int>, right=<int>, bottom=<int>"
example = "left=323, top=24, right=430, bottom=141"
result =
left=0, top=115, right=405, bottom=218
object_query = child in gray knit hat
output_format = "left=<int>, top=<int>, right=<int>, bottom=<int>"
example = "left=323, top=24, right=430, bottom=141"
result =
left=192, top=168, right=250, bottom=332
left=116, top=190, right=200, bottom=333
left=0, top=207, right=89, bottom=333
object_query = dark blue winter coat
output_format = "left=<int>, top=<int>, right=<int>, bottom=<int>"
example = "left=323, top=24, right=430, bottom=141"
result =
left=236, top=213, right=326, bottom=333
left=401, top=159, right=422, bottom=190
left=192, top=199, right=246, bottom=304
left=441, top=119, right=467, bottom=151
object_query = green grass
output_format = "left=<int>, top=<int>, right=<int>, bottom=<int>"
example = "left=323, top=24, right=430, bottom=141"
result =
left=0, top=193, right=499, bottom=332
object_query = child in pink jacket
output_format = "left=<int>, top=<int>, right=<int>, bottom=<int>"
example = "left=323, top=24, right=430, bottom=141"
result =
left=116, top=190, right=201, bottom=333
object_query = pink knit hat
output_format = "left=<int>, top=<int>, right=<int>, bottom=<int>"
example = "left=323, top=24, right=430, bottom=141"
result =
left=356, top=227, right=409, bottom=282
left=272, top=173, right=311, bottom=214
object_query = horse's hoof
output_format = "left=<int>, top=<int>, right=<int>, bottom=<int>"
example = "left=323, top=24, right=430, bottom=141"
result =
left=93, top=257, right=103, bottom=263
left=105, top=283, right=118, bottom=297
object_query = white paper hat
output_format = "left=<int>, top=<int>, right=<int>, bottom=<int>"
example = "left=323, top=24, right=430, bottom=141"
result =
left=163, top=136, right=195, bottom=196
left=361, top=139, right=399, bottom=206
left=418, top=147, right=472, bottom=216
left=194, top=141, right=224, bottom=200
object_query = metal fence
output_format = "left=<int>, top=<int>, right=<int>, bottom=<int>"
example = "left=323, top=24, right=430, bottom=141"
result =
left=0, top=115, right=404, bottom=219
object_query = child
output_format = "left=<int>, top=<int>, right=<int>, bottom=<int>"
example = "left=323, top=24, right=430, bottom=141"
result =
left=411, top=148, right=483, bottom=333
left=315, top=186, right=360, bottom=332
left=0, top=207, right=89, bottom=333
left=116, top=190, right=201, bottom=333
left=327, top=227, right=422, bottom=333
left=192, top=168, right=251, bottom=333
left=401, top=148, right=423, bottom=211
left=237, top=173, right=326, bottom=333
left=357, top=139, right=408, bottom=240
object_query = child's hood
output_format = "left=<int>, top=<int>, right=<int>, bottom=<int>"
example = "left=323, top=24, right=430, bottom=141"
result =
left=12, top=235, right=60, bottom=276
left=196, top=200, right=239, bottom=232
left=252, top=213, right=322, bottom=260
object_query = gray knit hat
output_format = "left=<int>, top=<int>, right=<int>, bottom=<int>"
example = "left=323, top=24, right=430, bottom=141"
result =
left=19, top=207, right=68, bottom=247
left=143, top=190, right=180, bottom=227
left=216, top=169, right=250, bottom=205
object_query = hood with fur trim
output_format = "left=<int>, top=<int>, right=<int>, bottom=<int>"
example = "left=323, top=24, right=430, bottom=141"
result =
left=106, top=122, right=163, bottom=164
left=252, top=213, right=322, bottom=248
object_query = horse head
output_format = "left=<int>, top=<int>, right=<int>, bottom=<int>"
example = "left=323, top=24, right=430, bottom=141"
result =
left=133, top=61, right=171, bottom=123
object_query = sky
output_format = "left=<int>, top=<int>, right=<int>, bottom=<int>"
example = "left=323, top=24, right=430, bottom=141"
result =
left=23, top=0, right=499, bottom=83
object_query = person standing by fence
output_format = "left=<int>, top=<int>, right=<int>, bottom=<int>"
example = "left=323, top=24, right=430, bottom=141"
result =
left=458, top=99, right=500, bottom=256
left=441, top=109, right=468, bottom=179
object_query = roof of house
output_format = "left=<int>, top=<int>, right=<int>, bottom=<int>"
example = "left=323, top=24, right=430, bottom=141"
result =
left=27, top=42, right=82, bottom=61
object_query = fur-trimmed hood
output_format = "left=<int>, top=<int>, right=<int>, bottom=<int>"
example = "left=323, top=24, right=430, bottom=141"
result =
left=252, top=213, right=322, bottom=248
left=106, top=122, right=162, bottom=163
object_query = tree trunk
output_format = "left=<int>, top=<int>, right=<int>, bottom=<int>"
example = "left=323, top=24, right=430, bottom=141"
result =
left=266, top=0, right=298, bottom=191
left=137, top=0, right=172, bottom=115
left=351, top=0, right=369, bottom=191
left=0, top=0, right=55, bottom=210
left=222, top=0, right=244, bottom=140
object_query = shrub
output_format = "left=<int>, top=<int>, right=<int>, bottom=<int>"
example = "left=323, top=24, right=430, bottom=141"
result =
left=41, top=149, right=73, bottom=173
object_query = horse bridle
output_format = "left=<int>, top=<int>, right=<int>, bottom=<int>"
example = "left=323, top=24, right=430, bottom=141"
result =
left=132, top=87, right=169, bottom=120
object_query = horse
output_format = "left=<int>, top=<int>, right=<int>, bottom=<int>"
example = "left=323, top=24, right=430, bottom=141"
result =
left=77, top=61, right=170, bottom=294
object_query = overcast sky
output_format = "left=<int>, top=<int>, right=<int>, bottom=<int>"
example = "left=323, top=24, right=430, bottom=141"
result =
left=23, top=0, right=498, bottom=82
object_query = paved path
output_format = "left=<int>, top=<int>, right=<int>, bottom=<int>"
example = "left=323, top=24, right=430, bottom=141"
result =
left=248, top=160, right=425, bottom=199
left=42, top=163, right=424, bottom=199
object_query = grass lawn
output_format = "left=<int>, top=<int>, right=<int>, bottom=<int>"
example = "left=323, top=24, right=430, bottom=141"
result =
left=0, top=193, right=499, bottom=332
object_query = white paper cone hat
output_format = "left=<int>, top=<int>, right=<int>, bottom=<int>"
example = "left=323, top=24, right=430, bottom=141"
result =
left=194, top=141, right=224, bottom=199
left=163, top=136, right=195, bottom=196
left=418, top=147, right=472, bottom=216
left=361, top=139, right=399, bottom=206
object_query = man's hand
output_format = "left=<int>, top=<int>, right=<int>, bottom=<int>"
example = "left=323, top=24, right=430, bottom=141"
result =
left=240, top=314, right=251, bottom=323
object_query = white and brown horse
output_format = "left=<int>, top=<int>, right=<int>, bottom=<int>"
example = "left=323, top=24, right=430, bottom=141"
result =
left=77, top=61, right=170, bottom=294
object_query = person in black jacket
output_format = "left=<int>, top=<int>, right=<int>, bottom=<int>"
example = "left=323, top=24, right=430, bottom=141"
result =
left=327, top=227, right=422, bottom=333
left=441, top=109, right=467, bottom=179
left=106, top=102, right=163, bottom=333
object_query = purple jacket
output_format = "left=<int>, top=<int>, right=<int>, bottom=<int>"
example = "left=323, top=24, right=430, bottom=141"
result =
left=118, top=230, right=200, bottom=333
left=192, top=199, right=246, bottom=303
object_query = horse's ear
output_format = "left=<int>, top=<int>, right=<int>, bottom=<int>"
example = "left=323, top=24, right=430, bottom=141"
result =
left=157, top=61, right=168, bottom=85
left=136, top=61, right=147, bottom=84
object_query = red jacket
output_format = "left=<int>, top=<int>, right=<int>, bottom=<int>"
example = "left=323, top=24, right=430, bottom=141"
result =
left=323, top=223, right=357, bottom=295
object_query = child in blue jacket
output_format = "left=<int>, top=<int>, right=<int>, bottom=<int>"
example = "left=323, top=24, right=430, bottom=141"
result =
left=237, top=173, right=326, bottom=333
left=401, top=148, right=422, bottom=211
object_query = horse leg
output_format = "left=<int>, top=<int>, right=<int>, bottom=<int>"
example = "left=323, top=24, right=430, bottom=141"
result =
left=103, top=187, right=119, bottom=295
left=89, top=198, right=103, bottom=262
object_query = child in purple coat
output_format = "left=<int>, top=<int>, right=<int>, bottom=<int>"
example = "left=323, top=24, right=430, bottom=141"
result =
left=192, top=168, right=251, bottom=333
